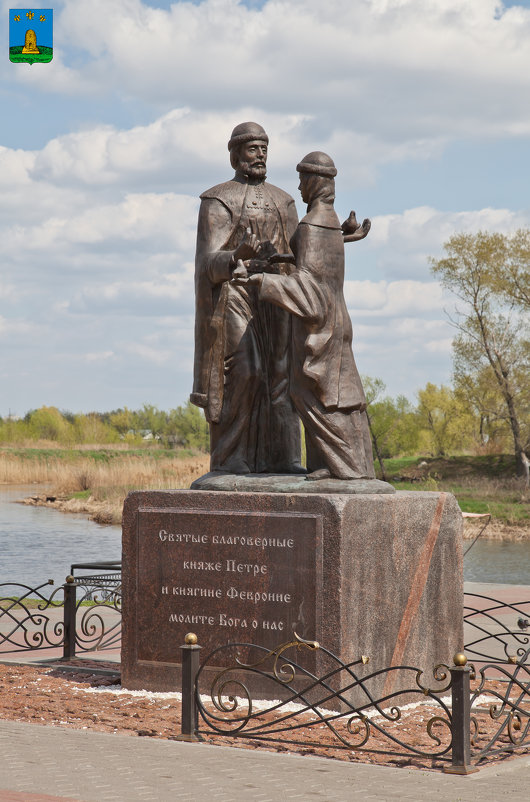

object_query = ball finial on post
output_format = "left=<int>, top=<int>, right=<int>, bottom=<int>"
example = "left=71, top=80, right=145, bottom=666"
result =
left=184, top=632, right=198, bottom=645
left=453, top=652, right=467, bottom=666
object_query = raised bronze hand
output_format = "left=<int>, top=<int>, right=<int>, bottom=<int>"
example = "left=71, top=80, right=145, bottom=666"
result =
left=341, top=210, right=371, bottom=243
left=232, top=223, right=261, bottom=263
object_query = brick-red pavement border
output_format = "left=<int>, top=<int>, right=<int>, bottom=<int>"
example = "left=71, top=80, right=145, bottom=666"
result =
left=0, top=792, right=80, bottom=801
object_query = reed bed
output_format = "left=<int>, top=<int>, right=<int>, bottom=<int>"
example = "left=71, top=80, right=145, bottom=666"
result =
left=1, top=450, right=210, bottom=525
left=0, top=452, right=209, bottom=488
left=60, top=455, right=210, bottom=496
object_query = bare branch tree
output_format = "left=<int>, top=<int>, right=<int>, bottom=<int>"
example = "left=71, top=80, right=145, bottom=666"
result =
left=431, top=231, right=529, bottom=477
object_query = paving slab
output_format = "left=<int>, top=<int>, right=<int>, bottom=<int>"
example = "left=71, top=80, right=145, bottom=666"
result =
left=0, top=719, right=528, bottom=802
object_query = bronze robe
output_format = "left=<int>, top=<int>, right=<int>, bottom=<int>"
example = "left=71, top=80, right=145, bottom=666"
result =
left=191, top=177, right=300, bottom=473
left=258, top=203, right=375, bottom=479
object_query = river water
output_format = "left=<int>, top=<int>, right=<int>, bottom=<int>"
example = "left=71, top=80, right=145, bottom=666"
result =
left=0, top=485, right=121, bottom=588
left=0, top=485, right=528, bottom=587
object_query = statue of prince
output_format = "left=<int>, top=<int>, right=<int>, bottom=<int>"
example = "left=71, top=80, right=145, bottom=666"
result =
left=191, top=122, right=303, bottom=474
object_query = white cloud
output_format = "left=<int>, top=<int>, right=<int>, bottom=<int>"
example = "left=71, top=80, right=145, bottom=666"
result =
left=0, top=315, right=42, bottom=339
left=362, top=206, right=530, bottom=279
left=70, top=270, right=195, bottom=316
left=0, top=282, right=16, bottom=300
left=17, top=0, right=529, bottom=168
left=344, top=279, right=443, bottom=316
left=124, top=342, right=172, bottom=366
left=370, top=206, right=530, bottom=248
left=424, top=338, right=453, bottom=355
left=392, top=317, right=448, bottom=338
left=1, top=0, right=528, bottom=412
left=0, top=189, right=197, bottom=277
left=29, top=107, right=311, bottom=188
left=5, top=49, right=95, bottom=96
left=84, top=351, right=114, bottom=362
left=4, top=1, right=529, bottom=188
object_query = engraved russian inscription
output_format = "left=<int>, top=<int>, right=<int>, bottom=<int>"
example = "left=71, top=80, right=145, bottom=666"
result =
left=136, top=509, right=321, bottom=664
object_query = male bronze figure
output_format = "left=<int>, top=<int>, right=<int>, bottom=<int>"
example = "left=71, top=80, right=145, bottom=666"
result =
left=190, top=122, right=302, bottom=473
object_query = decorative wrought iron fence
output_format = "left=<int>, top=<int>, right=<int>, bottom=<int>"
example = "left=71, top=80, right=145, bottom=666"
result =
left=179, top=631, right=529, bottom=773
left=0, top=567, right=122, bottom=659
left=63, top=576, right=122, bottom=659
left=0, top=580, right=64, bottom=653
left=70, top=561, right=121, bottom=601
left=463, top=591, right=529, bottom=665
left=468, top=646, right=530, bottom=766
left=188, top=634, right=454, bottom=761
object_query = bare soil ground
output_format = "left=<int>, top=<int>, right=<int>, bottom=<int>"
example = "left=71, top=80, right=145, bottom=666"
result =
left=0, top=662, right=526, bottom=773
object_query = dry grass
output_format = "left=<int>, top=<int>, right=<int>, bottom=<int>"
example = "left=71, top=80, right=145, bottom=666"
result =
left=1, top=450, right=210, bottom=525
left=0, top=439, right=135, bottom=451
left=60, top=455, right=210, bottom=495
left=0, top=455, right=61, bottom=484
left=462, top=517, right=529, bottom=542
left=0, top=452, right=209, bottom=488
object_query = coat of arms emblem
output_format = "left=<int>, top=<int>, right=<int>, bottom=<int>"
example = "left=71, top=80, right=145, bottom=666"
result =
left=9, top=8, right=53, bottom=64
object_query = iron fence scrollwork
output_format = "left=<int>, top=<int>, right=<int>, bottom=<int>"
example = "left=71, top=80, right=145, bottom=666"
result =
left=468, top=646, right=529, bottom=765
left=179, top=631, right=530, bottom=772
left=0, top=580, right=64, bottom=653
left=1, top=565, right=122, bottom=659
left=70, top=561, right=121, bottom=602
left=459, top=589, right=529, bottom=767
left=464, top=592, right=530, bottom=665
left=180, top=633, right=455, bottom=761
left=63, top=574, right=122, bottom=659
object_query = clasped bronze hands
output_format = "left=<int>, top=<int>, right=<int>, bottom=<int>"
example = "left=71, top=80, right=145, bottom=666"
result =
left=231, top=223, right=294, bottom=285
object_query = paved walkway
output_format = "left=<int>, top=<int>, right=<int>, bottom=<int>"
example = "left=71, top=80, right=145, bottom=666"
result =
left=1, top=581, right=528, bottom=801
left=0, top=718, right=529, bottom=802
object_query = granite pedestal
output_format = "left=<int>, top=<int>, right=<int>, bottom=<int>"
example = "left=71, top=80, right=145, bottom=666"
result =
left=122, top=489, right=463, bottom=701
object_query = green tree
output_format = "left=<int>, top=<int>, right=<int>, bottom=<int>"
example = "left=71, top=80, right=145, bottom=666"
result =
left=135, top=404, right=167, bottom=441
left=73, top=413, right=120, bottom=444
left=363, top=377, right=420, bottom=477
left=26, top=406, right=74, bottom=443
left=431, top=231, right=530, bottom=475
left=108, top=407, right=137, bottom=438
left=416, top=383, right=474, bottom=457
left=454, top=365, right=517, bottom=453
left=165, top=402, right=209, bottom=450
left=489, top=228, right=530, bottom=310
left=0, top=415, right=30, bottom=443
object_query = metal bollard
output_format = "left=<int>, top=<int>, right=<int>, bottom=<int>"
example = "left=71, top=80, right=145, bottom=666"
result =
left=177, top=633, right=202, bottom=741
left=444, top=653, right=479, bottom=774
left=62, top=576, right=77, bottom=660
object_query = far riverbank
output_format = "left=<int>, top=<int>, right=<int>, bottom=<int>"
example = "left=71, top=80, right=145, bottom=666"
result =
left=19, top=489, right=530, bottom=541
left=2, top=485, right=528, bottom=586
left=2, top=447, right=528, bottom=539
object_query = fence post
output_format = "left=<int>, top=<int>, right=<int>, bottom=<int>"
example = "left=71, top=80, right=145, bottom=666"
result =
left=444, top=652, right=479, bottom=774
left=177, top=633, right=202, bottom=741
left=62, top=575, right=77, bottom=660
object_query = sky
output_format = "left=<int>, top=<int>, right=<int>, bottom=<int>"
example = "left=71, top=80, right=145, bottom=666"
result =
left=1, top=0, right=529, bottom=416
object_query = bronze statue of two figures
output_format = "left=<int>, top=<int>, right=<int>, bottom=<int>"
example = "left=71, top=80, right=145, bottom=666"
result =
left=191, top=121, right=375, bottom=482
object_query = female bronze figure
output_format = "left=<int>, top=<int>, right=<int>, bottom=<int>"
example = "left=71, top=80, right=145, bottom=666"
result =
left=236, top=151, right=375, bottom=480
